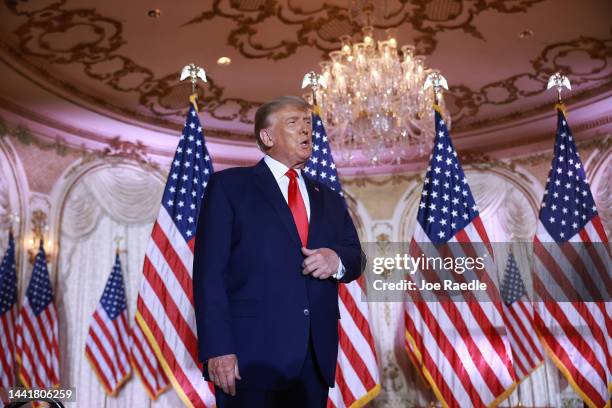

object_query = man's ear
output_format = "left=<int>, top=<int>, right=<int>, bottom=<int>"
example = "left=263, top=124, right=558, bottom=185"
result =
left=260, top=129, right=274, bottom=148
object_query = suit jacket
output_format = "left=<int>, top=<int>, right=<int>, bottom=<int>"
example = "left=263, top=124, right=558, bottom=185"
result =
left=193, top=159, right=364, bottom=390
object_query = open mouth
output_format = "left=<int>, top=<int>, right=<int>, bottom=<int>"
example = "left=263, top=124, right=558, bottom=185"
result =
left=300, top=140, right=310, bottom=148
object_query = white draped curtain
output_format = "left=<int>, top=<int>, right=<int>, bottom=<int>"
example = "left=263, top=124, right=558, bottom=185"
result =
left=56, top=165, right=183, bottom=407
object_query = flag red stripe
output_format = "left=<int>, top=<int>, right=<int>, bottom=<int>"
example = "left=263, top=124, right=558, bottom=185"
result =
left=338, top=323, right=376, bottom=391
left=17, top=329, right=44, bottom=387
left=0, top=315, right=15, bottom=382
left=443, top=233, right=515, bottom=382
left=534, top=238, right=580, bottom=300
left=404, top=310, right=460, bottom=407
left=44, top=308, right=60, bottom=372
left=501, top=310, right=530, bottom=375
left=90, top=310, right=126, bottom=380
left=541, top=301, right=607, bottom=382
left=137, top=298, right=203, bottom=405
left=1, top=311, right=15, bottom=353
left=559, top=242, right=601, bottom=300
left=20, top=309, right=54, bottom=383
left=534, top=308, right=606, bottom=407
left=141, top=257, right=198, bottom=360
left=415, top=301, right=484, bottom=407
left=334, top=363, right=356, bottom=407
left=437, top=300, right=507, bottom=396
left=338, top=285, right=377, bottom=358
left=130, top=328, right=163, bottom=395
left=85, top=345, right=113, bottom=392
left=93, top=312, right=125, bottom=377
left=589, top=215, right=609, bottom=243
left=471, top=216, right=494, bottom=256
left=114, top=315, right=131, bottom=373
left=150, top=222, right=193, bottom=305
left=578, top=228, right=611, bottom=296
left=507, top=305, right=538, bottom=367
left=566, top=302, right=611, bottom=376
left=413, top=240, right=510, bottom=394
left=89, top=322, right=119, bottom=381
left=516, top=301, right=544, bottom=360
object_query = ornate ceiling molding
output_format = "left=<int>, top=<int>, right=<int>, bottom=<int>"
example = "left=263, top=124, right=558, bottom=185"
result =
left=183, top=0, right=547, bottom=59
left=0, top=0, right=610, bottom=140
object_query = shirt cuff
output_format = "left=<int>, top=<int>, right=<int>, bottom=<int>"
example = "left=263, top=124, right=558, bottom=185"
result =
left=332, top=259, right=345, bottom=280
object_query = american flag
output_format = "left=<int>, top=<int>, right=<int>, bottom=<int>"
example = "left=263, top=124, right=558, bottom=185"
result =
left=85, top=253, right=131, bottom=395
left=0, top=232, right=17, bottom=392
left=305, top=107, right=381, bottom=408
left=134, top=95, right=216, bottom=407
left=499, top=251, right=543, bottom=380
left=403, top=108, right=516, bottom=407
left=15, top=241, right=60, bottom=389
left=130, top=320, right=169, bottom=399
left=532, top=106, right=611, bottom=408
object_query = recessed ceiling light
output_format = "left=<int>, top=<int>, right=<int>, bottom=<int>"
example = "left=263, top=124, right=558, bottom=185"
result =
left=148, top=9, right=161, bottom=18
left=217, top=57, right=231, bottom=66
left=518, top=29, right=534, bottom=40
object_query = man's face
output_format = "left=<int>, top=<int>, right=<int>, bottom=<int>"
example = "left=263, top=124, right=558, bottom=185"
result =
left=262, top=106, right=312, bottom=168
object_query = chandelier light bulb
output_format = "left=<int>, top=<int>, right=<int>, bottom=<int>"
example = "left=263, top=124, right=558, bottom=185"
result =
left=316, top=26, right=449, bottom=166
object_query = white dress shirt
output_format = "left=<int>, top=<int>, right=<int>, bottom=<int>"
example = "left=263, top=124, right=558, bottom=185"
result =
left=263, top=155, right=345, bottom=279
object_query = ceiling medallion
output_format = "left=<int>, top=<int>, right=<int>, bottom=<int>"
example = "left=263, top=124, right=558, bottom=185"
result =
left=313, top=18, right=449, bottom=166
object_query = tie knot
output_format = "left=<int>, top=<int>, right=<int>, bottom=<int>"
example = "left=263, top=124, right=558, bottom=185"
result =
left=285, top=169, right=298, bottom=180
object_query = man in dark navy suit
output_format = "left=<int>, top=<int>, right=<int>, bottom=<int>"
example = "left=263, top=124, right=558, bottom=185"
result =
left=193, top=96, right=364, bottom=408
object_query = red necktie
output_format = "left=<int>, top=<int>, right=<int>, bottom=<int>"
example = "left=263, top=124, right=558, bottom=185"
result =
left=286, top=169, right=308, bottom=246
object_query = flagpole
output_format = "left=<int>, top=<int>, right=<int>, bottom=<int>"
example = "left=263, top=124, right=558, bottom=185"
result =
left=547, top=72, right=571, bottom=113
left=114, top=236, right=123, bottom=256
left=302, top=71, right=326, bottom=108
left=180, top=63, right=207, bottom=109
left=424, top=70, right=448, bottom=109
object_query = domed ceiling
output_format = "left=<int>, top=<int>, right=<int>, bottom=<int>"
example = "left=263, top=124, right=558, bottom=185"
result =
left=0, top=0, right=611, bottom=167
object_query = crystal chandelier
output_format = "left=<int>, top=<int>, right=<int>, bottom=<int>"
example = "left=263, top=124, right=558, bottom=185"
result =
left=313, top=26, right=449, bottom=166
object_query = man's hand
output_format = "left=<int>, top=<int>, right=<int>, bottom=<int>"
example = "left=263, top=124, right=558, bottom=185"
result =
left=208, top=354, right=241, bottom=396
left=301, top=247, right=340, bottom=279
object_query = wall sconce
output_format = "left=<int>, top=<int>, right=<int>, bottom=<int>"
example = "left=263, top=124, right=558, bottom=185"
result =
left=27, top=209, right=52, bottom=264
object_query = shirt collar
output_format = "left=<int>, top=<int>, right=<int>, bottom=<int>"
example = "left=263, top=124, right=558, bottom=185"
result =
left=264, top=155, right=303, bottom=182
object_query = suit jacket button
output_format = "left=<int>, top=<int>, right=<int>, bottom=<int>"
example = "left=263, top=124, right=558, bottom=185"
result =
left=303, top=309, right=310, bottom=316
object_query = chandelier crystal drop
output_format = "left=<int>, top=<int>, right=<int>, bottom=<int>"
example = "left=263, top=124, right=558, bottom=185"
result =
left=314, top=27, right=449, bottom=166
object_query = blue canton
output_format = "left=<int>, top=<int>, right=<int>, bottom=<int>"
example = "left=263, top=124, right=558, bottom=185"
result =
left=304, top=112, right=341, bottom=193
left=500, top=252, right=526, bottom=305
left=417, top=110, right=478, bottom=244
left=100, top=254, right=127, bottom=320
left=539, top=110, right=597, bottom=242
left=0, top=232, right=17, bottom=315
left=162, top=101, right=214, bottom=241
left=25, top=242, right=53, bottom=316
